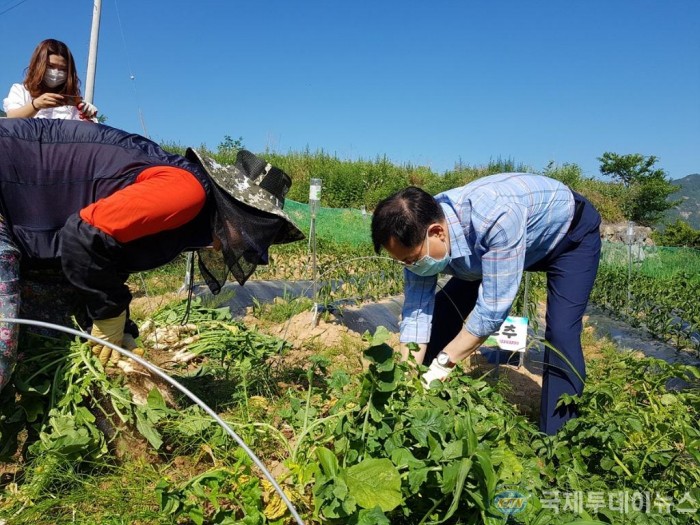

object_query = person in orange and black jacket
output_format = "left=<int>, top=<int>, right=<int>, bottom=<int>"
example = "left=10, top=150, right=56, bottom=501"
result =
left=0, top=118, right=304, bottom=390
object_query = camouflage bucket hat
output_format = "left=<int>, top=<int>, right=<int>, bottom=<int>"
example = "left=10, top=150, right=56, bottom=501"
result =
left=186, top=148, right=304, bottom=245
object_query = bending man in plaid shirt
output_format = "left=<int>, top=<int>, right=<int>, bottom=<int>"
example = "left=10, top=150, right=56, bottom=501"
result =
left=371, top=173, right=601, bottom=434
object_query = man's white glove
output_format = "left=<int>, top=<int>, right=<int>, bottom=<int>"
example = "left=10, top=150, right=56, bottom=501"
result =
left=421, top=358, right=454, bottom=388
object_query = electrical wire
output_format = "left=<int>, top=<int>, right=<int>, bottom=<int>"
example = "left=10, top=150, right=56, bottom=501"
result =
left=1, top=317, right=305, bottom=525
left=113, top=0, right=149, bottom=137
left=0, top=0, right=27, bottom=17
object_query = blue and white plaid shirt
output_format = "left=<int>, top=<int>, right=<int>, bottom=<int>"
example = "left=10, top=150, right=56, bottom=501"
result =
left=400, top=173, right=575, bottom=342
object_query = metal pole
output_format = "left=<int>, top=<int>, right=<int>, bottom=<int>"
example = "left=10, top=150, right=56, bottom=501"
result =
left=309, top=179, right=321, bottom=326
left=522, top=272, right=530, bottom=318
left=178, top=251, right=194, bottom=294
left=519, top=272, right=530, bottom=368
left=310, top=215, right=319, bottom=325
left=627, top=221, right=634, bottom=316
left=627, top=245, right=632, bottom=314
left=84, top=0, right=102, bottom=104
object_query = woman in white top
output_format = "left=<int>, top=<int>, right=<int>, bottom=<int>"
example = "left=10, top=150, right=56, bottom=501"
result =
left=3, top=39, right=97, bottom=121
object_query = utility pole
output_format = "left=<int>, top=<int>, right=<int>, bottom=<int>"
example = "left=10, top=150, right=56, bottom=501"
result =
left=84, top=0, right=102, bottom=104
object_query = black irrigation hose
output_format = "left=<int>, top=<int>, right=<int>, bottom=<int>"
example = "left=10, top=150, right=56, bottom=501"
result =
left=1, top=317, right=305, bottom=525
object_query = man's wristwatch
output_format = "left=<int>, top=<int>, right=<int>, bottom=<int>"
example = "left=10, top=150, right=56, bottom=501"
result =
left=436, top=351, right=457, bottom=368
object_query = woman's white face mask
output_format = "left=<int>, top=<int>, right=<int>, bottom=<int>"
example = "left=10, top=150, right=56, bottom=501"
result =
left=43, top=68, right=67, bottom=88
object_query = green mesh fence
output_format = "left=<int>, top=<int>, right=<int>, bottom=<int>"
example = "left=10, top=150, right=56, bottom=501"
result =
left=284, top=204, right=700, bottom=279
left=285, top=204, right=700, bottom=278
left=285, top=200, right=372, bottom=247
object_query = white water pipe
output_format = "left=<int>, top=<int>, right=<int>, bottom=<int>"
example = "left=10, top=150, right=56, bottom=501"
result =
left=1, top=317, right=305, bottom=525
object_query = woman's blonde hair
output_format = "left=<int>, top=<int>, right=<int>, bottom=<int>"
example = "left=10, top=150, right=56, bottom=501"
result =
left=24, top=39, right=81, bottom=98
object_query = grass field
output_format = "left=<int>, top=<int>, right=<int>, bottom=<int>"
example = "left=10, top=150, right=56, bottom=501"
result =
left=600, top=241, right=700, bottom=281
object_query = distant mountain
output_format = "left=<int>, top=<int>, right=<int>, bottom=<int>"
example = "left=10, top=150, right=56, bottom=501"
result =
left=665, top=174, right=700, bottom=229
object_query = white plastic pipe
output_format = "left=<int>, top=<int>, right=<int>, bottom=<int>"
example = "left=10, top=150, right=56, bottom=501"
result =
left=1, top=317, right=305, bottom=525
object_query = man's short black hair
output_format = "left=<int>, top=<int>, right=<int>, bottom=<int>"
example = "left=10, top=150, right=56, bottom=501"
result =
left=371, top=186, right=444, bottom=254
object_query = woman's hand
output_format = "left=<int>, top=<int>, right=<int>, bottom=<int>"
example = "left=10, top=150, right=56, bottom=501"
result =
left=77, top=101, right=99, bottom=121
left=32, top=92, right=66, bottom=110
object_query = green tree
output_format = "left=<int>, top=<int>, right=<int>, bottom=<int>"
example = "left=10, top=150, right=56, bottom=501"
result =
left=542, top=161, right=583, bottom=190
left=652, top=219, right=700, bottom=248
left=598, top=152, right=678, bottom=226
left=218, top=134, right=244, bottom=152
left=216, top=135, right=244, bottom=164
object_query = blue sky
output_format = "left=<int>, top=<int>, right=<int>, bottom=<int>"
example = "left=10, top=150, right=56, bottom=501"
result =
left=1, top=1, right=698, bottom=179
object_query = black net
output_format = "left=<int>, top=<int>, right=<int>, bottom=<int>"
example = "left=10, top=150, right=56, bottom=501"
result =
left=202, top=186, right=285, bottom=290
left=197, top=248, right=228, bottom=295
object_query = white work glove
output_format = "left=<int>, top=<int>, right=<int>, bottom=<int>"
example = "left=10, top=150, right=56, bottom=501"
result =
left=77, top=101, right=99, bottom=122
left=421, top=359, right=454, bottom=388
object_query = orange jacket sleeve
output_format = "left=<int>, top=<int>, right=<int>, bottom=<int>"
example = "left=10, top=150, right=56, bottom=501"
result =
left=79, top=166, right=207, bottom=243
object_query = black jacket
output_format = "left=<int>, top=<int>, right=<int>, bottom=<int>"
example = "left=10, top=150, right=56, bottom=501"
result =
left=0, top=119, right=213, bottom=319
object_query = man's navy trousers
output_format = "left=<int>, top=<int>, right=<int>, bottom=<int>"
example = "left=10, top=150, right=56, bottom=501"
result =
left=425, top=191, right=602, bottom=435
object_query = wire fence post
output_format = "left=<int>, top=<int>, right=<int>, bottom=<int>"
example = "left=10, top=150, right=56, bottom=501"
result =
left=309, top=178, right=322, bottom=326
left=519, top=272, right=530, bottom=369
left=177, top=251, right=195, bottom=294
left=626, top=221, right=635, bottom=317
